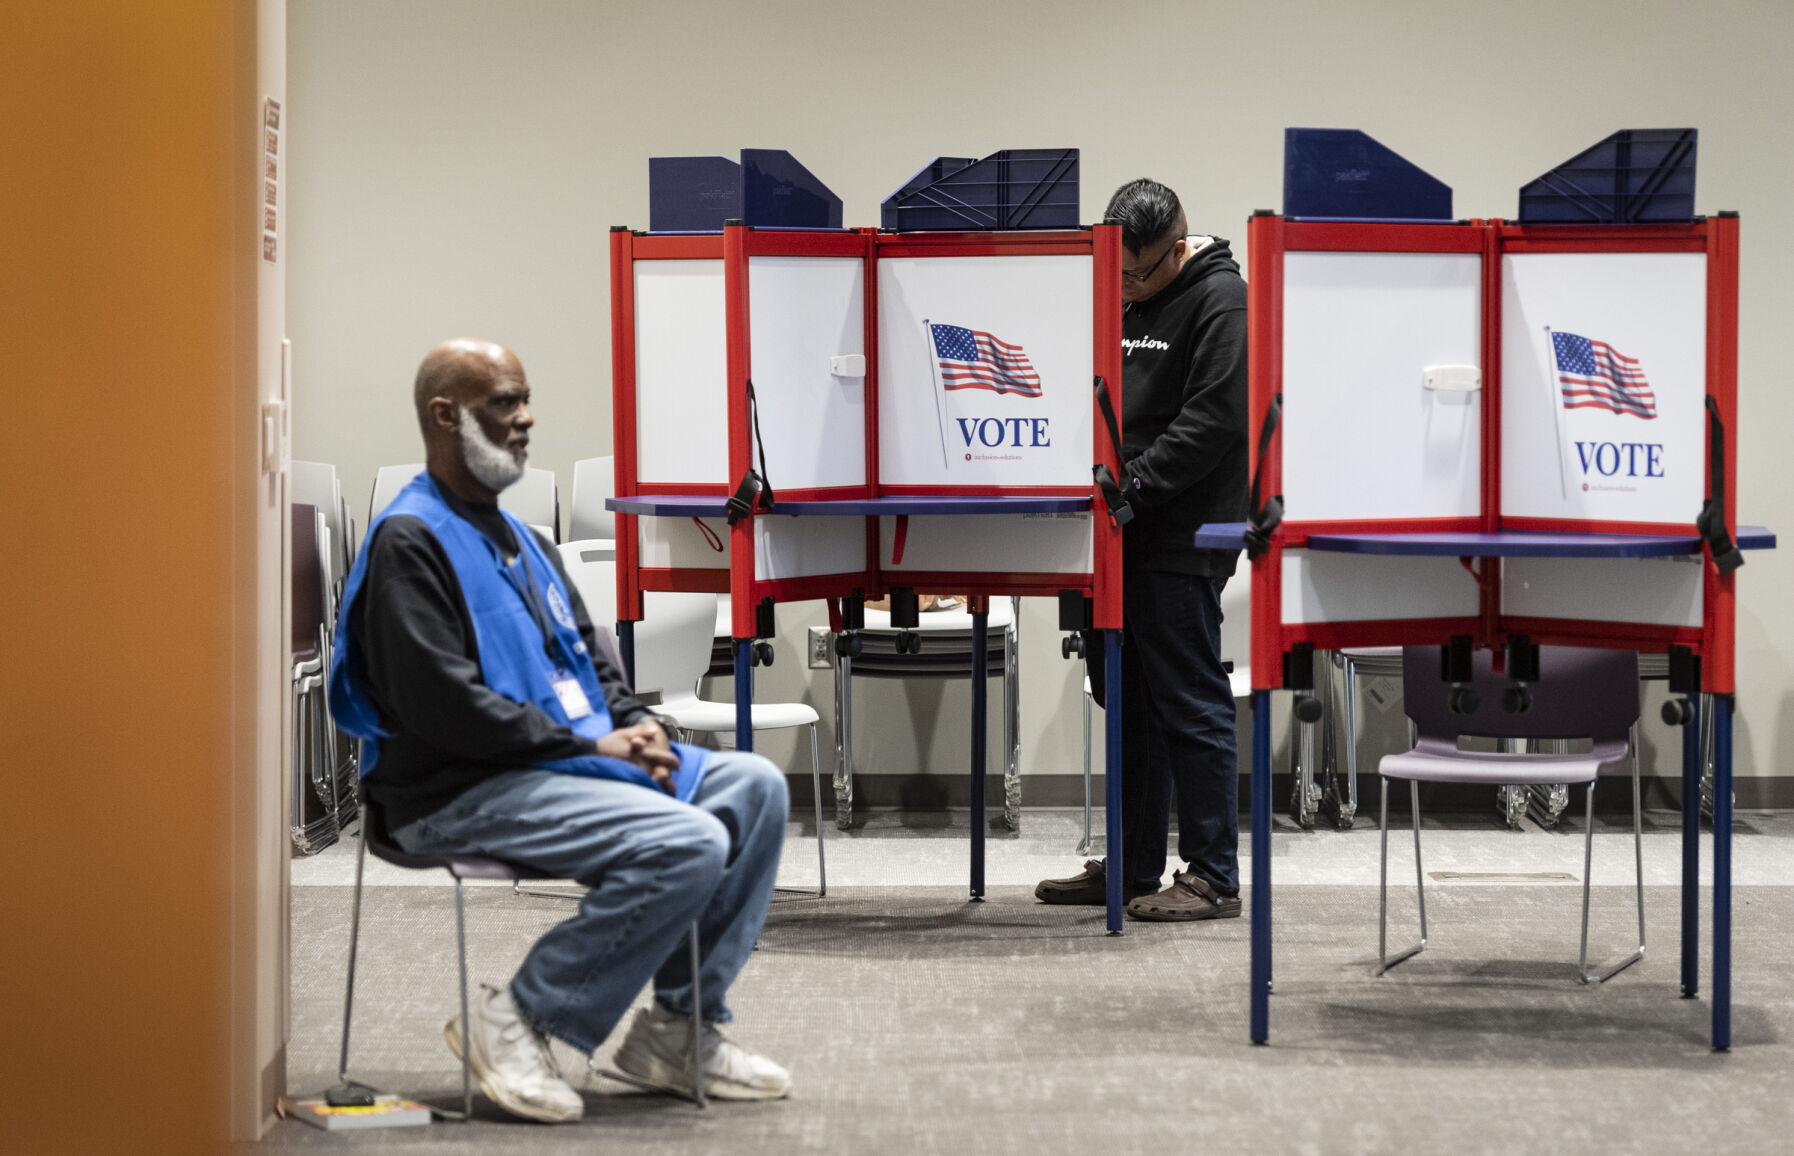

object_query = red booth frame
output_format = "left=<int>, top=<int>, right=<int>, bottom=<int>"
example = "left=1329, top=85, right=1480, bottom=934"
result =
left=1241, top=212, right=1745, bottom=1050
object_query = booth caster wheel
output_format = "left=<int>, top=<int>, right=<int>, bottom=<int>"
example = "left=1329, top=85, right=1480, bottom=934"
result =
left=1502, top=685, right=1533, bottom=714
left=1292, top=694, right=1324, bottom=724
left=834, top=632, right=863, bottom=659
left=751, top=640, right=775, bottom=667
left=895, top=631, right=921, bottom=655
left=1662, top=696, right=1695, bottom=727
left=1061, top=633, right=1084, bottom=659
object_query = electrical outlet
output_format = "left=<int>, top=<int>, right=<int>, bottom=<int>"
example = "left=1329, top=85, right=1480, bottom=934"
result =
left=807, top=626, right=833, bottom=669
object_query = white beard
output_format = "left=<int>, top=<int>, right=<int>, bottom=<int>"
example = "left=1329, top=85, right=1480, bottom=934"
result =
left=458, top=409, right=526, bottom=492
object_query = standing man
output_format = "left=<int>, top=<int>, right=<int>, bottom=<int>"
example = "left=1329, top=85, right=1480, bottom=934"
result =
left=1036, top=179, right=1248, bottom=921
left=330, top=338, right=792, bottom=1122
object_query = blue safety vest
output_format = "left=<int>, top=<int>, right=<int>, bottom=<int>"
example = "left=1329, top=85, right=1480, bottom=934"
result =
left=328, top=472, right=708, bottom=801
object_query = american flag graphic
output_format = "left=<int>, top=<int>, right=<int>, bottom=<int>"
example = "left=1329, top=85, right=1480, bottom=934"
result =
left=929, top=323, right=1042, bottom=397
left=1552, top=330, right=1657, bottom=419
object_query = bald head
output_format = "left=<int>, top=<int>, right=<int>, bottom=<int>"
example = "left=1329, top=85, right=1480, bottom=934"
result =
left=413, top=338, right=534, bottom=505
left=414, top=338, right=522, bottom=430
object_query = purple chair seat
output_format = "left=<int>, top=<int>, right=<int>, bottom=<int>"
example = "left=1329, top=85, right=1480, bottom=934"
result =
left=361, top=791, right=558, bottom=883
left=1380, top=738, right=1630, bottom=785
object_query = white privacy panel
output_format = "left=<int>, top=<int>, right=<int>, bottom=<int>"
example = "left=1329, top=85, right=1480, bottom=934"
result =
left=1502, top=555, right=1703, bottom=628
left=878, top=255, right=1093, bottom=488
left=880, top=512, right=1092, bottom=575
left=635, top=260, right=728, bottom=486
left=1282, top=549, right=1478, bottom=623
left=1281, top=251, right=1483, bottom=521
left=638, top=515, right=729, bottom=570
left=753, top=516, right=866, bottom=580
left=749, top=257, right=866, bottom=491
left=1501, top=252, right=1706, bottom=524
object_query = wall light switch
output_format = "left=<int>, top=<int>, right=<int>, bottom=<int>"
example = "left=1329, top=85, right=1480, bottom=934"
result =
left=829, top=354, right=865, bottom=378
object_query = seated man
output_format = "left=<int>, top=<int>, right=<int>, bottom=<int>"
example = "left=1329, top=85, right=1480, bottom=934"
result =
left=329, top=338, right=791, bottom=1122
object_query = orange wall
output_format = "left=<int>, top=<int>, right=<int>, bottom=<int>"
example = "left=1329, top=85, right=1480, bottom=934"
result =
left=0, top=3, right=257, bottom=1151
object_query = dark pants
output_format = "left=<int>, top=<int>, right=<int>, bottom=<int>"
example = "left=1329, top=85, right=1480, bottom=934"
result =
left=1092, top=570, right=1240, bottom=895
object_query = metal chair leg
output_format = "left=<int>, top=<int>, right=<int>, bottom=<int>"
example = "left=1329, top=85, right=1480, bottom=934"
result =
left=432, top=878, right=473, bottom=1122
left=687, top=924, right=706, bottom=1109
left=778, top=724, right=828, bottom=898
left=333, top=809, right=369, bottom=1093
left=833, top=648, right=854, bottom=830
left=1340, top=653, right=1361, bottom=826
left=810, top=724, right=826, bottom=896
left=1579, top=766, right=1646, bottom=984
left=1378, top=777, right=1427, bottom=974
left=1003, top=604, right=1021, bottom=831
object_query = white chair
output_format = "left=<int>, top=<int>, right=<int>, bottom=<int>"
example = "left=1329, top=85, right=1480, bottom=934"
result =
left=569, top=456, right=616, bottom=542
left=293, top=460, right=345, bottom=586
left=501, top=466, right=560, bottom=543
left=557, top=540, right=618, bottom=635
left=1077, top=578, right=1252, bottom=854
left=637, top=590, right=827, bottom=896
left=369, top=462, right=424, bottom=524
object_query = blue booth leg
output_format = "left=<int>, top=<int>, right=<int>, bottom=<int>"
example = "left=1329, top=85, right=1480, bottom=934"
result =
left=970, top=610, right=988, bottom=900
left=1250, top=690, right=1272, bottom=1044
left=1103, top=630, right=1124, bottom=934
left=1713, top=694, right=1734, bottom=1050
left=734, top=639, right=754, bottom=754
left=1681, top=693, right=1701, bottom=999
left=619, top=619, right=636, bottom=686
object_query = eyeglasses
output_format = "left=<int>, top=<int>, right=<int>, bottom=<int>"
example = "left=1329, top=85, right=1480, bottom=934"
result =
left=1121, top=238, right=1180, bottom=284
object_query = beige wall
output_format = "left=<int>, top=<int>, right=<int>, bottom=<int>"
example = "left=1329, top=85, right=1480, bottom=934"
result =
left=289, top=0, right=1794, bottom=785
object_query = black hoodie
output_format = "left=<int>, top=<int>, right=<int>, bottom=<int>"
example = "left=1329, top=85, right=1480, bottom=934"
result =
left=1118, top=235, right=1248, bottom=577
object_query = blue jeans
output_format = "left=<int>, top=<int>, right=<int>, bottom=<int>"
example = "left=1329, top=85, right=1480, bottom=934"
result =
left=1092, top=571, right=1240, bottom=895
left=392, top=750, right=788, bottom=1054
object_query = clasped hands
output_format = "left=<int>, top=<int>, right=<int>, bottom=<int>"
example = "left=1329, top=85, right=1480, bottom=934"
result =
left=595, top=720, right=680, bottom=794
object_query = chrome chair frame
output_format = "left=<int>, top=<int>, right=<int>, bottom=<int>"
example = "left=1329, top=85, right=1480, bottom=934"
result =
left=338, top=792, right=709, bottom=1117
left=1376, top=646, right=1645, bottom=984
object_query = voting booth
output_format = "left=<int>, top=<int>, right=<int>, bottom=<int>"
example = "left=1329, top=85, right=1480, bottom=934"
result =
left=1206, top=128, right=1772, bottom=1048
left=607, top=150, right=1134, bottom=928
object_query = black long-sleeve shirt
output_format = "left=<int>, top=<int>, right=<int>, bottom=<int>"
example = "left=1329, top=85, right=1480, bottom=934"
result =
left=1118, top=236, right=1249, bottom=577
left=348, top=480, right=655, bottom=830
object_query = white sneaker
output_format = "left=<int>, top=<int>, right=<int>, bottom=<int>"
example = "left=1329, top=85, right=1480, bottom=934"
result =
left=612, top=1003, right=791, bottom=1101
left=444, top=984, right=584, bottom=1123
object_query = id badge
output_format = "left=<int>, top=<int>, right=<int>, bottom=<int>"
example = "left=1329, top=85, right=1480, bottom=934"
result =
left=552, top=672, right=594, bottom=720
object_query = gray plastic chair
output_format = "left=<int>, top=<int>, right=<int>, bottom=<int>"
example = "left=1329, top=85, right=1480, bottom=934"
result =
left=335, top=787, right=708, bottom=1118
left=569, top=456, right=616, bottom=542
left=1377, top=645, right=1643, bottom=983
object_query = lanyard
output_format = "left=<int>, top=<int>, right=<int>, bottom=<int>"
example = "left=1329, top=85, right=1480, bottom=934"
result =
left=497, top=542, right=574, bottom=670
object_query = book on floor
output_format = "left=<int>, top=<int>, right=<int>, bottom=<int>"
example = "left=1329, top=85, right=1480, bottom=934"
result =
left=279, top=1094, right=432, bottom=1131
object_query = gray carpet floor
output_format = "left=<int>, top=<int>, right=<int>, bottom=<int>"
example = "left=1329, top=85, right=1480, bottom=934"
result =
left=257, top=817, right=1794, bottom=1155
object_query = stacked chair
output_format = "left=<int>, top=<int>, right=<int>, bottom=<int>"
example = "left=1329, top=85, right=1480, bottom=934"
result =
left=291, top=461, right=361, bottom=853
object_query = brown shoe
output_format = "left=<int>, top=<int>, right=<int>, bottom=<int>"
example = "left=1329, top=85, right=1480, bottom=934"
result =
left=1034, top=860, right=1153, bottom=906
left=1125, top=871, right=1243, bottom=922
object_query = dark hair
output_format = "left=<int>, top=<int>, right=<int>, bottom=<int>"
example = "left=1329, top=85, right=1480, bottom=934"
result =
left=1104, top=178, right=1185, bottom=254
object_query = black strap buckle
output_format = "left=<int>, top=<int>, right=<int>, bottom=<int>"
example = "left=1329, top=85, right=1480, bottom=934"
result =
left=727, top=379, right=779, bottom=527
left=726, top=471, right=765, bottom=526
left=1093, top=463, right=1134, bottom=526
left=1091, top=375, right=1134, bottom=527
left=1698, top=396, right=1744, bottom=574
left=1243, top=393, right=1283, bottom=559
